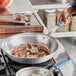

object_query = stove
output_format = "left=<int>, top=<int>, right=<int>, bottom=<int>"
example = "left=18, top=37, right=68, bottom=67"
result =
left=0, top=49, right=63, bottom=76
left=0, top=39, right=76, bottom=76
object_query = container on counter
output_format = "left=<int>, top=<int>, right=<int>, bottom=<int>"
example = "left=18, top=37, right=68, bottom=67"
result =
left=70, top=16, right=76, bottom=31
left=56, top=8, right=69, bottom=32
left=43, top=9, right=56, bottom=31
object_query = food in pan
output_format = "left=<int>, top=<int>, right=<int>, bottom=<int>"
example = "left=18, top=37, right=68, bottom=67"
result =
left=28, top=74, right=41, bottom=76
left=11, top=43, right=50, bottom=58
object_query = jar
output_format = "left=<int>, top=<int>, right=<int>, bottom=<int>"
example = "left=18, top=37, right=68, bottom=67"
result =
left=43, top=9, right=56, bottom=31
left=70, top=16, right=76, bottom=31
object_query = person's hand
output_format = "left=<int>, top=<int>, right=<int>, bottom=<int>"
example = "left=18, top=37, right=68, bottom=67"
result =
left=59, top=7, right=72, bottom=26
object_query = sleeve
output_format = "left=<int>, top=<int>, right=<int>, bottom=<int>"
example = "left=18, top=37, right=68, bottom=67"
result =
left=71, top=0, right=76, bottom=8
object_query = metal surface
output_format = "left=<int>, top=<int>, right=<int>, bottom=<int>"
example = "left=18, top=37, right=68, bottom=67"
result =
left=0, top=48, right=62, bottom=76
left=2, top=32, right=59, bottom=64
left=16, top=67, right=51, bottom=76
left=16, top=58, right=71, bottom=76
left=53, top=40, right=76, bottom=76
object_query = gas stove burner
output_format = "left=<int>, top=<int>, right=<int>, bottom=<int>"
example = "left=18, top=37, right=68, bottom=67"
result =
left=0, top=49, right=63, bottom=76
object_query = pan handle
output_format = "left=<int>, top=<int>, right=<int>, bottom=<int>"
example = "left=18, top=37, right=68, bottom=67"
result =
left=57, top=20, right=65, bottom=28
left=54, top=58, right=71, bottom=69
left=57, top=15, right=72, bottom=28
left=47, top=15, right=72, bottom=35
left=47, top=20, right=65, bottom=35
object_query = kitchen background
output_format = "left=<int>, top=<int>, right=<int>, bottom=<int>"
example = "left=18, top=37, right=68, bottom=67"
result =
left=0, top=0, right=76, bottom=64
left=30, top=0, right=76, bottom=65
left=0, top=0, right=75, bottom=76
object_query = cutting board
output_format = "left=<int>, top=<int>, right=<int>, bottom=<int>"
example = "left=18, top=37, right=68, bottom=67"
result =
left=0, top=14, right=43, bottom=34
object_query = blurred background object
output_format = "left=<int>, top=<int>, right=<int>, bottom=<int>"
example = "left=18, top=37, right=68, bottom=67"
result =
left=30, top=0, right=56, bottom=5
left=0, top=0, right=10, bottom=7
left=56, top=0, right=72, bottom=4
left=70, top=16, right=76, bottom=31
left=43, top=9, right=56, bottom=31
left=0, top=7, right=9, bottom=14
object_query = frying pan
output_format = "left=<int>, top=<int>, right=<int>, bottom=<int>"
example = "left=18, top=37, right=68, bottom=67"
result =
left=1, top=17, right=72, bottom=64
left=16, top=58, right=71, bottom=76
left=2, top=32, right=59, bottom=64
left=16, top=67, right=50, bottom=76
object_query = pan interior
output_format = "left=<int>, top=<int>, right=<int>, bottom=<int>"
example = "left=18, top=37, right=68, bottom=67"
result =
left=2, top=33, right=58, bottom=55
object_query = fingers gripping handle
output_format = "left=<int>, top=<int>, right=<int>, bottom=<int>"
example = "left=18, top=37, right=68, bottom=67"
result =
left=57, top=15, right=72, bottom=28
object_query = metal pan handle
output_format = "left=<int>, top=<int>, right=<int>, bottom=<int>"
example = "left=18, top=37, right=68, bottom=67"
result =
left=47, top=20, right=65, bottom=35
left=54, top=58, right=71, bottom=69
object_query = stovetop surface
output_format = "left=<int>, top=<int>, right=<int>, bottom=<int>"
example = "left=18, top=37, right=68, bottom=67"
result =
left=0, top=36, right=76, bottom=76
left=0, top=49, right=63, bottom=76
